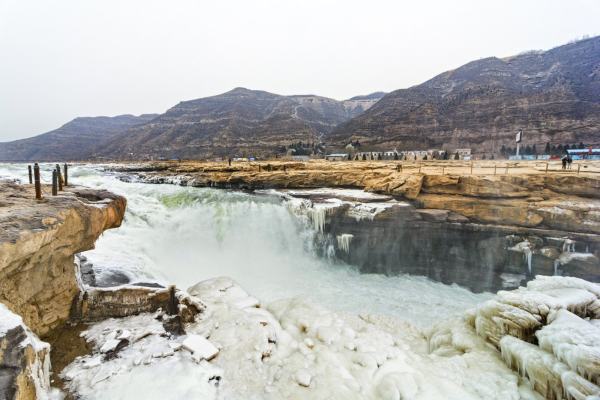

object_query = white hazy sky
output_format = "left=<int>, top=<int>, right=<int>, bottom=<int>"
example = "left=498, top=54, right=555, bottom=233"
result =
left=1, top=0, right=599, bottom=141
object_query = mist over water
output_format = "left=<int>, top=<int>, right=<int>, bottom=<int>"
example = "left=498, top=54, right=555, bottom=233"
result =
left=0, top=163, right=491, bottom=327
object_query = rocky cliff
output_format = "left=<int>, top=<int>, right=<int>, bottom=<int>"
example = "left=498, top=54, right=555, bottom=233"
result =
left=329, top=36, right=600, bottom=155
left=0, top=304, right=54, bottom=400
left=0, top=114, right=158, bottom=162
left=0, top=181, right=127, bottom=399
left=0, top=181, right=126, bottom=336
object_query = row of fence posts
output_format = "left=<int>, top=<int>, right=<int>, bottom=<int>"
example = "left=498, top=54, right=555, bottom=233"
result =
left=27, top=163, right=68, bottom=199
left=407, top=161, right=584, bottom=175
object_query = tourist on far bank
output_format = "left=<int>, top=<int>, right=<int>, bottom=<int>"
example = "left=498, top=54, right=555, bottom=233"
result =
left=567, top=155, right=573, bottom=169
left=562, top=155, right=568, bottom=170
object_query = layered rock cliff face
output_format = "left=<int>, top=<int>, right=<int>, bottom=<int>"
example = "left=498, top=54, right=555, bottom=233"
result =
left=0, top=181, right=126, bottom=336
left=0, top=181, right=127, bottom=399
left=0, top=304, right=54, bottom=400
left=118, top=160, right=600, bottom=291
left=329, top=36, right=600, bottom=154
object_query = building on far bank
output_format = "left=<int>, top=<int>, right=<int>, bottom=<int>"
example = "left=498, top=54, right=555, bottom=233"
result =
left=325, top=153, right=349, bottom=161
left=454, top=148, right=472, bottom=160
left=567, top=148, right=600, bottom=160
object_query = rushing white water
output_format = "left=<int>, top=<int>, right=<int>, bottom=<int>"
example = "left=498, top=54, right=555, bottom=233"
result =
left=0, top=163, right=490, bottom=328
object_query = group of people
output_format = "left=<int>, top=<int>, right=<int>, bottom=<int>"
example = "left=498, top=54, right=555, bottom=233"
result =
left=561, top=155, right=573, bottom=169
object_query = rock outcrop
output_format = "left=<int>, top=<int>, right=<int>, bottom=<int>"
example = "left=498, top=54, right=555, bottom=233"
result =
left=117, top=160, right=600, bottom=235
left=0, top=181, right=126, bottom=336
left=0, top=304, right=55, bottom=400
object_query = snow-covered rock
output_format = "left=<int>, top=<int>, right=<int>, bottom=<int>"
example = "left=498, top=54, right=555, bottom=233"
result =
left=0, top=303, right=61, bottom=400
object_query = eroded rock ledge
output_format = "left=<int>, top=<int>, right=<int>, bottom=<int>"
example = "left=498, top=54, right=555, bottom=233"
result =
left=0, top=181, right=126, bottom=336
left=0, top=181, right=126, bottom=399
left=115, top=160, right=600, bottom=235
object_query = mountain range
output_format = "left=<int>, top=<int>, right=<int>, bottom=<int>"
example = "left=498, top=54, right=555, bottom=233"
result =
left=1, top=36, right=598, bottom=161
left=0, top=90, right=383, bottom=161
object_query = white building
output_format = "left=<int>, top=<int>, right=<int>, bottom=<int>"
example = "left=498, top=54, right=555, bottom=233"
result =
left=325, top=153, right=349, bottom=161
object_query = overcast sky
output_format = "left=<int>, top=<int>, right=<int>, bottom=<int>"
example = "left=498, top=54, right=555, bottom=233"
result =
left=1, top=0, right=599, bottom=141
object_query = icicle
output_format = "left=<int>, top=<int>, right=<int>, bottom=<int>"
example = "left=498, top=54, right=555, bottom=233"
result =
left=523, top=247, right=532, bottom=275
left=336, top=234, right=354, bottom=253
left=308, top=207, right=328, bottom=233
left=326, top=244, right=335, bottom=258
left=553, top=259, right=560, bottom=276
left=563, top=239, right=575, bottom=253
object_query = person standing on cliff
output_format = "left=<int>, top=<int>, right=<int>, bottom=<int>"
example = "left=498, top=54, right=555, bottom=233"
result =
left=567, top=155, right=573, bottom=170
left=561, top=155, right=567, bottom=170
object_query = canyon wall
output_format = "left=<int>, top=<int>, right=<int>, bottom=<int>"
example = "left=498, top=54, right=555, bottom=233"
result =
left=0, top=182, right=126, bottom=336
left=0, top=181, right=126, bottom=400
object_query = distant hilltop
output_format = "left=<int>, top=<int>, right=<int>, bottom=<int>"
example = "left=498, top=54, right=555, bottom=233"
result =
left=330, top=36, right=600, bottom=157
left=1, top=36, right=599, bottom=161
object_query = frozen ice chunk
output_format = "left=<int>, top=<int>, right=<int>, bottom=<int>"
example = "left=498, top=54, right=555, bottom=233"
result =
left=100, top=339, right=123, bottom=353
left=295, top=369, right=312, bottom=387
left=182, top=334, right=219, bottom=362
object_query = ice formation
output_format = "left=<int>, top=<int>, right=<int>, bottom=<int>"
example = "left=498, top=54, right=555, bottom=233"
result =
left=510, top=240, right=533, bottom=274
left=61, top=277, right=554, bottom=400
left=336, top=233, right=354, bottom=253
left=474, top=276, right=600, bottom=399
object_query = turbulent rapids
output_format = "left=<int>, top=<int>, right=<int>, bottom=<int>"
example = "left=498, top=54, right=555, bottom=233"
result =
left=2, top=163, right=600, bottom=400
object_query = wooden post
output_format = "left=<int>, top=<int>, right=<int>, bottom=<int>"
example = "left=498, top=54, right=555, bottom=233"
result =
left=418, top=164, right=422, bottom=173
left=28, top=165, right=33, bottom=184
left=545, top=162, right=549, bottom=174
left=577, top=164, right=581, bottom=174
left=52, top=170, right=58, bottom=196
left=167, top=285, right=177, bottom=316
left=494, top=165, right=497, bottom=175
left=258, top=164, right=262, bottom=172
left=33, top=163, right=41, bottom=199
left=470, top=162, right=473, bottom=175
left=63, top=164, right=68, bottom=186
left=56, top=165, right=63, bottom=191
left=442, top=166, right=445, bottom=175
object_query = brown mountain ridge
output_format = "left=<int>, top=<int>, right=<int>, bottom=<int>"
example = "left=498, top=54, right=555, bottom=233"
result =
left=329, top=36, right=600, bottom=155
